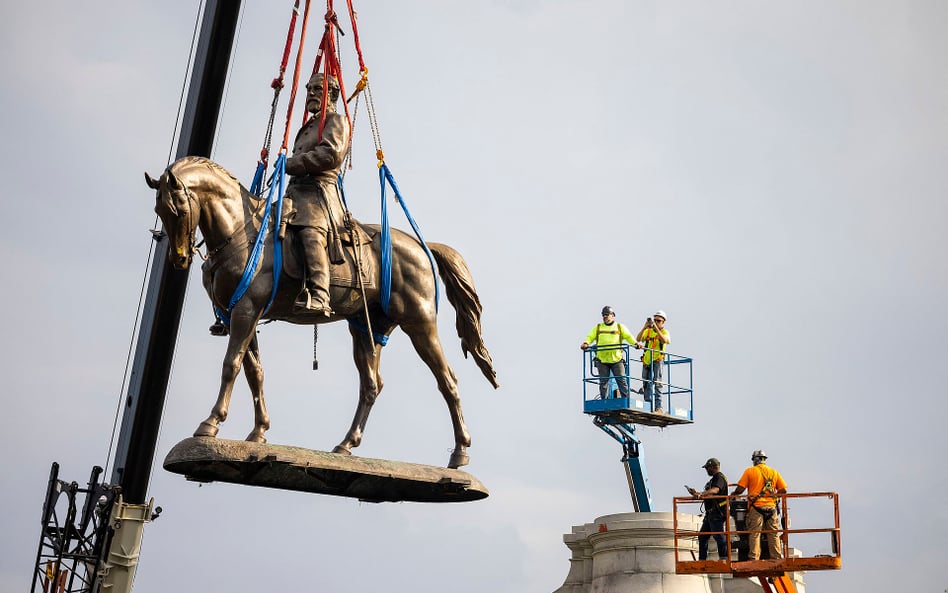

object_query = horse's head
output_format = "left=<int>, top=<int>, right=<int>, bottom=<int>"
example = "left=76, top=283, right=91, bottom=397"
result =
left=145, top=168, right=199, bottom=269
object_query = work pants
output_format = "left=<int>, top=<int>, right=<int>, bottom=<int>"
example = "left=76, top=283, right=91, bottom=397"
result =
left=746, top=506, right=782, bottom=560
left=642, top=359, right=664, bottom=408
left=698, top=511, right=728, bottom=560
left=597, top=360, right=629, bottom=398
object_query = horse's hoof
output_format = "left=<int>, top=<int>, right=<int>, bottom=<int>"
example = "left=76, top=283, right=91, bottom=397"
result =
left=194, top=421, right=219, bottom=438
left=245, top=432, right=267, bottom=444
left=208, top=321, right=229, bottom=336
left=448, top=449, right=469, bottom=469
left=332, top=445, right=352, bottom=456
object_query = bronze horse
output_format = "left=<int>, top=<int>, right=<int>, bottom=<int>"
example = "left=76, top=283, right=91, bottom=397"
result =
left=145, top=156, right=498, bottom=468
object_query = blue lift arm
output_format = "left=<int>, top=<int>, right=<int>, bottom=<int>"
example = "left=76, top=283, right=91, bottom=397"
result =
left=593, top=417, right=653, bottom=512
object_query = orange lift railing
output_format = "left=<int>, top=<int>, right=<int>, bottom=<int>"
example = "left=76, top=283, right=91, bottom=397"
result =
left=673, top=492, right=841, bottom=592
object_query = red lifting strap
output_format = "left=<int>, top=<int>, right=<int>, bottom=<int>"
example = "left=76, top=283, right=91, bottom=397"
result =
left=281, top=0, right=314, bottom=152
left=272, top=0, right=301, bottom=91
left=344, top=0, right=366, bottom=74
left=310, top=3, right=352, bottom=142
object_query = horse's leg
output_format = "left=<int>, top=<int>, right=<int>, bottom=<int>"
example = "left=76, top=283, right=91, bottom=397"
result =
left=402, top=322, right=471, bottom=469
left=333, top=325, right=384, bottom=455
left=194, top=307, right=260, bottom=438
left=242, top=334, right=270, bottom=443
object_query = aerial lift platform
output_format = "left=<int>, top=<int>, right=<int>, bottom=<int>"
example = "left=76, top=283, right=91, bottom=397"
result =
left=672, top=491, right=842, bottom=592
left=582, top=344, right=693, bottom=511
left=581, top=340, right=842, bottom=591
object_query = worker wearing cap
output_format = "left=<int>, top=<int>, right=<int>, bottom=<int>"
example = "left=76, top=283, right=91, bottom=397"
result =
left=732, top=450, right=787, bottom=560
left=636, top=310, right=670, bottom=413
left=581, top=306, right=637, bottom=399
left=687, top=458, right=730, bottom=561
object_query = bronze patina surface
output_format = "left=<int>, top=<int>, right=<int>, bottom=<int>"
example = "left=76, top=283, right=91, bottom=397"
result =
left=164, top=437, right=489, bottom=503
left=146, top=156, right=498, bottom=471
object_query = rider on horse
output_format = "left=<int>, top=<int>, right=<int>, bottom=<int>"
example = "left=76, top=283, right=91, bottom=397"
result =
left=283, top=72, right=350, bottom=317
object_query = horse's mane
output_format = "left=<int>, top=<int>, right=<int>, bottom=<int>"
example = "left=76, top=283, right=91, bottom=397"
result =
left=169, top=156, right=270, bottom=224
left=170, top=156, right=239, bottom=185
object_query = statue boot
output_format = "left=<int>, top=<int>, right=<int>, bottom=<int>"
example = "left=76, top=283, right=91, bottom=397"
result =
left=294, top=226, right=334, bottom=317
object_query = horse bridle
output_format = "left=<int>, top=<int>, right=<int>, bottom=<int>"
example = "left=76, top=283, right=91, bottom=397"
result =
left=164, top=175, right=199, bottom=263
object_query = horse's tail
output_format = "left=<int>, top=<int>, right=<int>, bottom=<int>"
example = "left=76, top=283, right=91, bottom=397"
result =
left=429, top=242, right=500, bottom=389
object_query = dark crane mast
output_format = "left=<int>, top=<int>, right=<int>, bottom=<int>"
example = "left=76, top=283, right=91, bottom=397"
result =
left=31, top=2, right=241, bottom=591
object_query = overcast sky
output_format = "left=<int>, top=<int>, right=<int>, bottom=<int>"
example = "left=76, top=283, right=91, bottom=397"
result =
left=2, top=1, right=946, bottom=592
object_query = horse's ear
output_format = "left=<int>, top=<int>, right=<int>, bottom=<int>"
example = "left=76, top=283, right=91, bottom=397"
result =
left=167, top=171, right=183, bottom=189
left=144, top=172, right=161, bottom=190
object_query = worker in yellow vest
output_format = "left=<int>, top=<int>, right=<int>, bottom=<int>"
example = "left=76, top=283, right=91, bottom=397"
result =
left=636, top=310, right=670, bottom=413
left=581, top=306, right=638, bottom=399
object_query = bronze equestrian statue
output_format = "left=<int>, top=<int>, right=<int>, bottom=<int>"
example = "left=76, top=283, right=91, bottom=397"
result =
left=145, top=154, right=498, bottom=469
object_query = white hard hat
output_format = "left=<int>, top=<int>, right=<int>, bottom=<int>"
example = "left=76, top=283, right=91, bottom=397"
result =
left=653, top=310, right=667, bottom=320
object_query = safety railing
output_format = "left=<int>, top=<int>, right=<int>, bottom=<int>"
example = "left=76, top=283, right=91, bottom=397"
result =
left=582, top=344, right=693, bottom=422
left=672, top=491, right=842, bottom=576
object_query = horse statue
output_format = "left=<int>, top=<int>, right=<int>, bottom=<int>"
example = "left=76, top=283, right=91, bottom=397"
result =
left=145, top=156, right=499, bottom=469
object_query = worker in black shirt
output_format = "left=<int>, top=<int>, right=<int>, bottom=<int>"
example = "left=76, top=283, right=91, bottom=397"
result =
left=687, top=458, right=729, bottom=560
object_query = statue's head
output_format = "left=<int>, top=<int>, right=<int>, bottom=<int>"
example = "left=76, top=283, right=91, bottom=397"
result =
left=145, top=168, right=198, bottom=270
left=306, top=72, right=340, bottom=113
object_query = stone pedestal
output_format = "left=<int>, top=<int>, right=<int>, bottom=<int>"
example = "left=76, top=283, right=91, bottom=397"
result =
left=553, top=512, right=807, bottom=593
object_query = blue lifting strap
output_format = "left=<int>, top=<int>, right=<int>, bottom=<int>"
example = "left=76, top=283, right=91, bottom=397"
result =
left=214, top=155, right=287, bottom=326
left=378, top=163, right=439, bottom=316
left=339, top=174, right=392, bottom=347
left=347, top=319, right=390, bottom=346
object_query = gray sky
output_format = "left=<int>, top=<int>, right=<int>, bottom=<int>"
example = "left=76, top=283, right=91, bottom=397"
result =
left=2, top=1, right=946, bottom=591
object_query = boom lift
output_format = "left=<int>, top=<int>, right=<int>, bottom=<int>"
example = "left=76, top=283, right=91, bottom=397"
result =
left=581, top=344, right=693, bottom=511
left=672, top=491, right=842, bottom=593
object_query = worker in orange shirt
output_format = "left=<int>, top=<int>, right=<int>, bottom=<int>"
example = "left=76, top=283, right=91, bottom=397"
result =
left=732, top=450, right=787, bottom=560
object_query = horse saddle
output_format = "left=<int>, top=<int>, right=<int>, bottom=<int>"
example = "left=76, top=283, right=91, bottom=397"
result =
left=282, top=221, right=378, bottom=289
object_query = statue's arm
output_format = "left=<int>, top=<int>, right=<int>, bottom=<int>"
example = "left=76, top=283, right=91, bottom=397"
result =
left=286, top=115, right=350, bottom=175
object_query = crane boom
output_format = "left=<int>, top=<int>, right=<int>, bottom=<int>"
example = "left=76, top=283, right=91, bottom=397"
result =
left=31, top=3, right=242, bottom=592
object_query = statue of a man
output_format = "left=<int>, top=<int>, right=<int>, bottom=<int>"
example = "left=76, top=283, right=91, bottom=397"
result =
left=283, top=72, right=351, bottom=316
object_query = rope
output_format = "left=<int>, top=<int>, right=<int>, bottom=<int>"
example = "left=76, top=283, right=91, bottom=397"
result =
left=107, top=0, right=208, bottom=478
left=211, top=0, right=246, bottom=161
left=259, top=0, right=302, bottom=173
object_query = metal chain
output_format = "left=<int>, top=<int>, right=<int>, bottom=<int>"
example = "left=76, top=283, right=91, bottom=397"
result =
left=312, top=324, right=319, bottom=370
left=364, top=80, right=383, bottom=157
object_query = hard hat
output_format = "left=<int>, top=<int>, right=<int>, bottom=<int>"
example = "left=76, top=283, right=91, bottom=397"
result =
left=601, top=306, right=615, bottom=316
left=751, top=449, right=768, bottom=460
left=702, top=458, right=720, bottom=468
left=653, top=310, right=667, bottom=320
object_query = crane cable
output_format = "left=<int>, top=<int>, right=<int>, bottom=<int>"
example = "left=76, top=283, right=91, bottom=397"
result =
left=249, top=0, right=302, bottom=194
left=104, top=0, right=208, bottom=478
